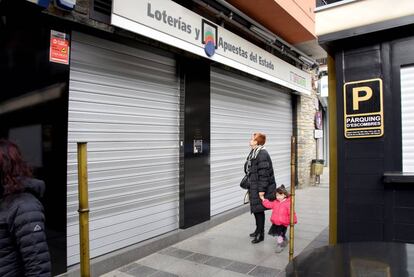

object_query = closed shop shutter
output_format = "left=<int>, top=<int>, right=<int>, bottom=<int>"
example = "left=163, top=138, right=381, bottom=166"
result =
left=67, top=32, right=179, bottom=265
left=401, top=66, right=414, bottom=172
left=210, top=67, right=292, bottom=216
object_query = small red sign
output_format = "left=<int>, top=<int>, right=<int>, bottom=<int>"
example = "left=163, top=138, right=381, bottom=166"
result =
left=50, top=30, right=69, bottom=65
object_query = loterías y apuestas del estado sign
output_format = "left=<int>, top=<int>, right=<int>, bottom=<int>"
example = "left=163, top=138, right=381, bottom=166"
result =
left=111, top=0, right=312, bottom=95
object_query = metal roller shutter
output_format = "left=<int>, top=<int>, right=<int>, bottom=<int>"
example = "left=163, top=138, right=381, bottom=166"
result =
left=401, top=66, right=414, bottom=172
left=211, top=67, right=292, bottom=216
left=67, top=32, right=180, bottom=265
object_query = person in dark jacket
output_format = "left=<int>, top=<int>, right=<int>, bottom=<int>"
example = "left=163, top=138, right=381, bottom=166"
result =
left=0, top=139, right=51, bottom=277
left=245, top=132, right=277, bottom=244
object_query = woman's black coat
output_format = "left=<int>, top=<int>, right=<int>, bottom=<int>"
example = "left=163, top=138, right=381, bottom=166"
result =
left=246, top=149, right=277, bottom=213
left=0, top=178, right=51, bottom=277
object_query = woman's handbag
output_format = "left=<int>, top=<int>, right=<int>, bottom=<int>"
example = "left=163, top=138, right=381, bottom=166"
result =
left=243, top=191, right=250, bottom=204
left=240, top=174, right=249, bottom=189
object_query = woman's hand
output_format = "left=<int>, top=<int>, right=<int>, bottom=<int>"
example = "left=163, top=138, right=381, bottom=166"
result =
left=259, top=192, right=265, bottom=200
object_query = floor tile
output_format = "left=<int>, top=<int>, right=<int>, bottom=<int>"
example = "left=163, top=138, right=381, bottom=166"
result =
left=212, top=269, right=250, bottom=277
left=158, top=247, right=179, bottom=256
left=225, top=261, right=256, bottom=274
left=248, top=266, right=281, bottom=277
left=204, top=256, right=234, bottom=268
left=138, top=253, right=181, bottom=271
left=165, top=260, right=221, bottom=277
left=119, top=263, right=140, bottom=273
left=100, top=271, right=133, bottom=277
left=126, top=265, right=157, bottom=277
left=150, top=271, right=179, bottom=277
left=161, top=247, right=194, bottom=259
left=258, top=254, right=289, bottom=271
left=184, top=253, right=212, bottom=263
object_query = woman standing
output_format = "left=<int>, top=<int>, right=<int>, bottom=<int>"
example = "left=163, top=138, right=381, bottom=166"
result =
left=245, top=132, right=277, bottom=244
left=0, top=139, right=51, bottom=277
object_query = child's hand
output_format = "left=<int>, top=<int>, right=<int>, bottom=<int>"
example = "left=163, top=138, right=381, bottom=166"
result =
left=259, top=195, right=265, bottom=201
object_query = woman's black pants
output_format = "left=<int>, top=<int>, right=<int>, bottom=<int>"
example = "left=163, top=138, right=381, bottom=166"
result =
left=253, top=212, right=265, bottom=234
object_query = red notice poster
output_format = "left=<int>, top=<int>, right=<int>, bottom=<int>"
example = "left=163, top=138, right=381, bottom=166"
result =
left=49, top=30, right=70, bottom=65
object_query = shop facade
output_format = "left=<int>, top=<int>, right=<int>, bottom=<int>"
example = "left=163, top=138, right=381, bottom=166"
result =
left=0, top=0, right=317, bottom=275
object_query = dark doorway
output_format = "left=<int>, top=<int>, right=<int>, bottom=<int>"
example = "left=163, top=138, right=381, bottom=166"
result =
left=0, top=2, right=69, bottom=274
left=180, top=57, right=211, bottom=228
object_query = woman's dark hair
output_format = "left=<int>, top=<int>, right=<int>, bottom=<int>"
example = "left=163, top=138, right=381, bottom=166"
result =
left=0, top=139, right=32, bottom=196
left=276, top=185, right=289, bottom=197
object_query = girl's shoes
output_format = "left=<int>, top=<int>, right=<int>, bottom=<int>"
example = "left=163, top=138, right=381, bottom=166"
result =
left=276, top=236, right=284, bottom=244
left=275, top=243, right=284, bottom=253
left=275, top=236, right=287, bottom=253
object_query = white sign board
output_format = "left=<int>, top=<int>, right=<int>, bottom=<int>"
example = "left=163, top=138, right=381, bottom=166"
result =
left=111, top=0, right=312, bottom=95
left=314, top=129, right=323, bottom=139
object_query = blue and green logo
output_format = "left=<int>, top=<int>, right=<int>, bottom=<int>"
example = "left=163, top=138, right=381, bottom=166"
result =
left=202, top=20, right=217, bottom=57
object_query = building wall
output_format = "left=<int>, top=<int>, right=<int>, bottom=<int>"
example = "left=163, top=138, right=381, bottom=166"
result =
left=315, top=0, right=414, bottom=37
left=331, top=31, right=414, bottom=243
left=276, top=0, right=315, bottom=34
left=226, top=0, right=315, bottom=43
left=296, top=87, right=318, bottom=188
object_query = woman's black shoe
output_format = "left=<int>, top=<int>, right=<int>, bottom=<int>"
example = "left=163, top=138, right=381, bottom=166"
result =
left=249, top=231, right=258, bottom=237
left=251, top=233, right=264, bottom=244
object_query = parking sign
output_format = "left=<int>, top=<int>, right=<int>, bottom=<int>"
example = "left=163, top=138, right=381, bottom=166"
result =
left=343, top=78, right=384, bottom=138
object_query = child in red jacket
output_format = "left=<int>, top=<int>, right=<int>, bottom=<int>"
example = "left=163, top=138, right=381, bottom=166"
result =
left=260, top=185, right=297, bottom=253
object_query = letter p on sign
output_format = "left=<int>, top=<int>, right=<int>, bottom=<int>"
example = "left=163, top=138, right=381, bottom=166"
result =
left=352, top=86, right=373, bottom=111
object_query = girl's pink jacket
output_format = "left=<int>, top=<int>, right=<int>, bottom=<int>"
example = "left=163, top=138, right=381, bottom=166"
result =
left=262, top=197, right=297, bottom=227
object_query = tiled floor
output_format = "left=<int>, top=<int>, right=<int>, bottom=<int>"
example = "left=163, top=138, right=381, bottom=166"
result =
left=101, top=175, right=329, bottom=277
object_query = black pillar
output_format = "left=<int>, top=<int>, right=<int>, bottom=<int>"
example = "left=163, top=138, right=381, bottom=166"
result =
left=179, top=57, right=211, bottom=228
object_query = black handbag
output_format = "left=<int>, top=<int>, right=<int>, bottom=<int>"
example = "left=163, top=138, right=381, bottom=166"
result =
left=240, top=174, right=249, bottom=189
left=240, top=158, right=251, bottom=190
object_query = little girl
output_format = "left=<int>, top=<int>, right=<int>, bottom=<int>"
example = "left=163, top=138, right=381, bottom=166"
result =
left=260, top=185, right=297, bottom=253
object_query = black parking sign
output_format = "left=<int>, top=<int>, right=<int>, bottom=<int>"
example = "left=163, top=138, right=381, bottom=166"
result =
left=343, top=78, right=383, bottom=138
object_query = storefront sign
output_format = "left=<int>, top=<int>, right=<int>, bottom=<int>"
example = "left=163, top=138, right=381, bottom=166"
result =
left=49, top=30, right=70, bottom=65
left=343, top=78, right=383, bottom=138
left=111, top=0, right=312, bottom=95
